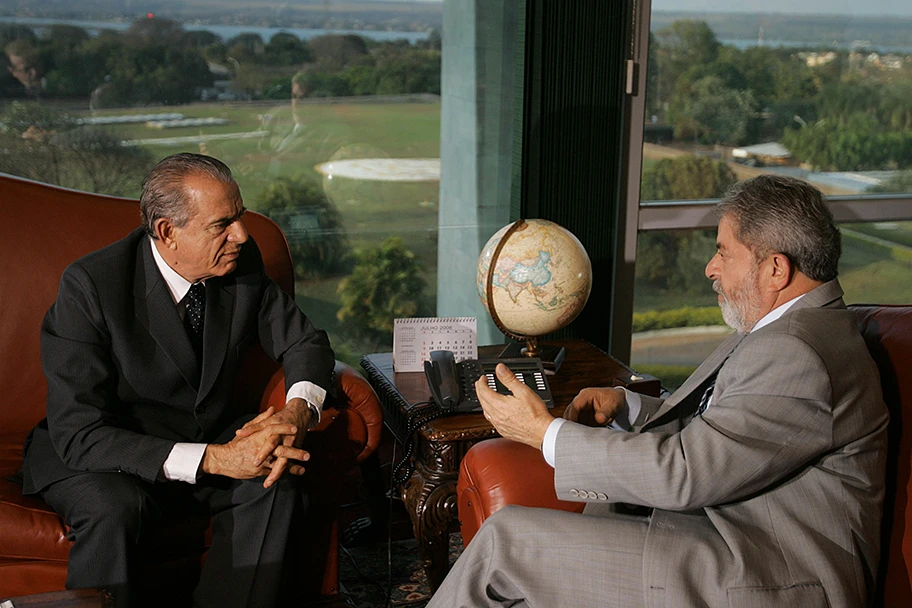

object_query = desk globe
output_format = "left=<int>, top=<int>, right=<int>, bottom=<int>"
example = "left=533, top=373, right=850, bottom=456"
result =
left=476, top=219, right=592, bottom=371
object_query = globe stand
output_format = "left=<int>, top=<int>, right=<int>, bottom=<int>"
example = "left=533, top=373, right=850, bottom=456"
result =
left=498, top=340, right=567, bottom=373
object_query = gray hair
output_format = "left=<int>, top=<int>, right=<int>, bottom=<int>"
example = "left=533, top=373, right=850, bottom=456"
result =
left=716, top=174, right=841, bottom=282
left=140, top=153, right=235, bottom=238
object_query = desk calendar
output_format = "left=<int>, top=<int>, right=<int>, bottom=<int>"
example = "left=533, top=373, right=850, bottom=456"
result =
left=392, top=317, right=478, bottom=372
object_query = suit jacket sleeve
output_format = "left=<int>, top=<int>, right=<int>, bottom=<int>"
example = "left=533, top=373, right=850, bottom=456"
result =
left=41, top=263, right=176, bottom=483
left=554, top=330, right=842, bottom=510
left=248, top=243, right=335, bottom=395
left=631, top=393, right=666, bottom=428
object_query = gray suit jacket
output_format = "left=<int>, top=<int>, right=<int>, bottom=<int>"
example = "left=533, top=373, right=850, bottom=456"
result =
left=22, top=228, right=335, bottom=494
left=554, top=280, right=888, bottom=607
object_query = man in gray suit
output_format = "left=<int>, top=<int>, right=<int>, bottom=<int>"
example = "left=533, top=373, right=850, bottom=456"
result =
left=430, top=175, right=888, bottom=607
left=21, top=153, right=335, bottom=608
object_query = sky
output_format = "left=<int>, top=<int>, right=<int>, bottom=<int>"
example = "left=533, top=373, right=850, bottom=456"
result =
left=359, top=0, right=912, bottom=18
left=653, top=0, right=912, bottom=18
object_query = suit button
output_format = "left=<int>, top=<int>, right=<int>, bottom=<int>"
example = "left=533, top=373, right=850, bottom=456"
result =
left=597, top=493, right=607, bottom=500
left=569, top=489, right=580, bottom=497
left=587, top=491, right=598, bottom=499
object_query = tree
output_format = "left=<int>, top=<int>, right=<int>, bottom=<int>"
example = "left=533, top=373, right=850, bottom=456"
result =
left=102, top=44, right=213, bottom=105
left=125, top=18, right=188, bottom=46
left=670, top=75, right=759, bottom=145
left=641, top=156, right=737, bottom=202
left=654, top=20, right=721, bottom=115
left=307, top=34, right=370, bottom=71
left=265, top=33, right=311, bottom=66
left=292, top=67, right=351, bottom=98
left=781, top=114, right=912, bottom=171
left=41, top=26, right=95, bottom=98
left=374, top=50, right=441, bottom=95
left=184, top=30, right=223, bottom=49
left=256, top=177, right=351, bottom=280
left=45, top=25, right=90, bottom=55
left=656, top=20, right=720, bottom=70
left=637, top=156, right=736, bottom=295
left=870, top=171, right=912, bottom=194
left=226, top=33, right=265, bottom=64
left=336, top=237, right=429, bottom=342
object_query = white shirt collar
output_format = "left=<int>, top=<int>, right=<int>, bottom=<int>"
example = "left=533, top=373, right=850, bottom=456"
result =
left=149, top=237, right=200, bottom=305
left=751, top=293, right=805, bottom=333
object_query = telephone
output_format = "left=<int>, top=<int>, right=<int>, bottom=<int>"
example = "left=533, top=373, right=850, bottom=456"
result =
left=392, top=350, right=556, bottom=485
left=423, top=349, right=555, bottom=413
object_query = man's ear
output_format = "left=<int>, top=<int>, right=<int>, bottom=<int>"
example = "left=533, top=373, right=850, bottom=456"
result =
left=768, top=253, right=793, bottom=291
left=154, top=218, right=178, bottom=249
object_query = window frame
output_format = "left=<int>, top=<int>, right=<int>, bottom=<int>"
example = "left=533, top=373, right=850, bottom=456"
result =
left=610, top=0, right=912, bottom=363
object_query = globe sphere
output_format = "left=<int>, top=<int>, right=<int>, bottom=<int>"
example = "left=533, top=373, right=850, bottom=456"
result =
left=476, top=219, right=592, bottom=340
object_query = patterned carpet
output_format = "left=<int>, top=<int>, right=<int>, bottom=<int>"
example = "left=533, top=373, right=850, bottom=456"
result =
left=339, top=533, right=464, bottom=608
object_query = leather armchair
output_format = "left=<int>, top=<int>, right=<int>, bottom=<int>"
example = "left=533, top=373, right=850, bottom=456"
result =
left=457, top=304, right=912, bottom=606
left=0, top=173, right=383, bottom=601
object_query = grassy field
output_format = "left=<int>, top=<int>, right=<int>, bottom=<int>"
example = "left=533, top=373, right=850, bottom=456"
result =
left=71, top=101, right=912, bottom=359
left=75, top=100, right=442, bottom=354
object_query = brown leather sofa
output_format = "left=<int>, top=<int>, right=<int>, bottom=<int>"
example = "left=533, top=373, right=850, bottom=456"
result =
left=0, top=173, right=384, bottom=602
left=457, top=304, right=912, bottom=607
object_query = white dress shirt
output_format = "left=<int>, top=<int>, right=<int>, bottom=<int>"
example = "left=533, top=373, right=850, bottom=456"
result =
left=541, top=294, right=805, bottom=467
left=150, top=238, right=325, bottom=483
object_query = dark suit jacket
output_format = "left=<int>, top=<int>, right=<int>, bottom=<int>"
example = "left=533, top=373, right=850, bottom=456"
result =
left=22, top=227, right=335, bottom=494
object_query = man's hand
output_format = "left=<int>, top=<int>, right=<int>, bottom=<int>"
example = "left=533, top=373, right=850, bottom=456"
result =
left=564, top=387, right=627, bottom=427
left=201, top=417, right=306, bottom=483
left=230, top=399, right=314, bottom=488
left=475, top=363, right=554, bottom=450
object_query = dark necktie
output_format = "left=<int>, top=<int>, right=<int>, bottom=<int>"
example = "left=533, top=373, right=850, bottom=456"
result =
left=696, top=377, right=716, bottom=416
left=183, top=282, right=205, bottom=360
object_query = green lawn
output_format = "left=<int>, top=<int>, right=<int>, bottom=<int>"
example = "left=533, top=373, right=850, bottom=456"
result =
left=839, top=229, right=912, bottom=305
left=74, top=100, right=442, bottom=355
left=67, top=102, right=912, bottom=359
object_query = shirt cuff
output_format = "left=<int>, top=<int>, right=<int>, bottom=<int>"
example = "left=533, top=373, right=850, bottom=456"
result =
left=608, top=388, right=641, bottom=431
left=162, top=442, right=208, bottom=483
left=287, top=380, right=326, bottom=428
left=542, top=418, right=565, bottom=468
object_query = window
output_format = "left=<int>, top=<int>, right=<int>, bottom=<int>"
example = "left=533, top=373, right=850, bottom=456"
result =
left=0, top=2, right=518, bottom=363
left=619, top=0, right=912, bottom=386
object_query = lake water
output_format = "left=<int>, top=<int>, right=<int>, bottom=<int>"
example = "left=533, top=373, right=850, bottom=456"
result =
left=0, top=16, right=430, bottom=44
left=721, top=38, right=912, bottom=54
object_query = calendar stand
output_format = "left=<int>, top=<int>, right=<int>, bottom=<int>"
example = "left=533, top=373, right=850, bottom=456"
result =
left=392, top=317, right=477, bottom=372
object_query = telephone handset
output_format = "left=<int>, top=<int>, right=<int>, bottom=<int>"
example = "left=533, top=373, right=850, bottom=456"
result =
left=423, top=349, right=555, bottom=413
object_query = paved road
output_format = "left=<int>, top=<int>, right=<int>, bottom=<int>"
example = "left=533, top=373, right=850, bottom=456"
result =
left=631, top=326, right=732, bottom=367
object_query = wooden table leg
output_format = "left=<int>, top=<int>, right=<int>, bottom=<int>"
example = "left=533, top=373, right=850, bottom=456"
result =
left=401, top=444, right=459, bottom=592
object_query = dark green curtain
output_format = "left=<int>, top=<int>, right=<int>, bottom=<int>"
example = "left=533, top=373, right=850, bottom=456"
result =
left=515, top=0, right=632, bottom=351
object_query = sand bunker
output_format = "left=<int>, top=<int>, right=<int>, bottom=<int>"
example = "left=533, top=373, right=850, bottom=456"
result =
left=315, top=158, right=440, bottom=182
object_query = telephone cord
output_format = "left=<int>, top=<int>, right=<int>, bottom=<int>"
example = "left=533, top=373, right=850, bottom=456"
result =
left=391, top=400, right=442, bottom=486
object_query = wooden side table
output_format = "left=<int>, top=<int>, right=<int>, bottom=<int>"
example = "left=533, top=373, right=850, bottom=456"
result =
left=360, top=339, right=660, bottom=591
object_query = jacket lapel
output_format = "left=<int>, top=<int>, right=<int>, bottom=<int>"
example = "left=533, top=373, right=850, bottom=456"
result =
left=642, top=330, right=744, bottom=428
left=639, top=279, right=845, bottom=429
left=197, top=279, right=234, bottom=404
left=133, top=237, right=201, bottom=390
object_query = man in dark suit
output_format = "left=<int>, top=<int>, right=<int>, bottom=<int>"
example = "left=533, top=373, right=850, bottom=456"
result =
left=20, top=153, right=336, bottom=608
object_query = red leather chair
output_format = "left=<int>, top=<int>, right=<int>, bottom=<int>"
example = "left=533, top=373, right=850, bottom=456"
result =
left=457, top=304, right=912, bottom=606
left=0, top=173, right=383, bottom=602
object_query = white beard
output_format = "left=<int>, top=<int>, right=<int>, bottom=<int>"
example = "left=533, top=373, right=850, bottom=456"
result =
left=714, top=266, right=762, bottom=334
